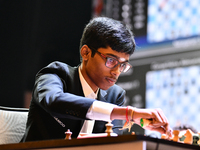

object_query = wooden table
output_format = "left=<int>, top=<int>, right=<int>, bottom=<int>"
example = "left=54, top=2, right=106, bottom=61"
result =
left=0, top=134, right=199, bottom=150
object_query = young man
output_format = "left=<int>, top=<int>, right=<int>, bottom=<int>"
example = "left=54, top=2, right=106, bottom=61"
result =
left=21, top=17, right=172, bottom=142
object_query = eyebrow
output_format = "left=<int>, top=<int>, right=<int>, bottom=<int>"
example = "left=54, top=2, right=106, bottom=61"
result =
left=105, top=53, right=129, bottom=63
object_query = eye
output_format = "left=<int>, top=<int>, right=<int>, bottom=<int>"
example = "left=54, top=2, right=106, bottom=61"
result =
left=107, top=57, right=117, bottom=65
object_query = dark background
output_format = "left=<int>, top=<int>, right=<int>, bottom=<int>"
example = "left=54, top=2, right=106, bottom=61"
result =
left=0, top=0, right=92, bottom=107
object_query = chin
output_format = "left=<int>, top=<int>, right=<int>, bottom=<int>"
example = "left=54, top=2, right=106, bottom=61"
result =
left=98, top=80, right=114, bottom=90
left=99, top=85, right=112, bottom=90
left=101, top=87, right=109, bottom=90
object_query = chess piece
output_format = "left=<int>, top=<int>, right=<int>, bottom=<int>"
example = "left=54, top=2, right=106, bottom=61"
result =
left=65, top=129, right=72, bottom=140
left=197, top=132, right=200, bottom=145
left=179, top=135, right=186, bottom=142
left=131, top=131, right=135, bottom=135
left=172, top=130, right=180, bottom=142
left=184, top=129, right=193, bottom=144
left=140, top=118, right=152, bottom=127
left=105, top=122, right=113, bottom=136
left=192, top=133, right=199, bottom=145
left=161, top=134, right=168, bottom=140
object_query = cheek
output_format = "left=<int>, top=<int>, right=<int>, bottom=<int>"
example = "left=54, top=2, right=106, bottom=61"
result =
left=86, top=59, right=103, bottom=78
left=91, top=66, right=105, bottom=79
left=89, top=58, right=107, bottom=73
left=93, top=64, right=110, bottom=77
left=87, top=57, right=111, bottom=81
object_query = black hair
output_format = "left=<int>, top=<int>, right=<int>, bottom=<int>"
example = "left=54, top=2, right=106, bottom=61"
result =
left=80, top=17, right=135, bottom=61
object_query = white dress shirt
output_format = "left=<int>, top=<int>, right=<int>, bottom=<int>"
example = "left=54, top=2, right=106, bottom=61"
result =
left=78, top=67, right=116, bottom=134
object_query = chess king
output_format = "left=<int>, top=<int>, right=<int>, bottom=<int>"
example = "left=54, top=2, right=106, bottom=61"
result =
left=21, top=17, right=172, bottom=142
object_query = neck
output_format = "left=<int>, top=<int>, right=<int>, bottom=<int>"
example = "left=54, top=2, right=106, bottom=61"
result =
left=80, top=64, right=98, bottom=93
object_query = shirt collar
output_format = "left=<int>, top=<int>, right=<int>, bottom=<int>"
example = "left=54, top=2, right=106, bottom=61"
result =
left=78, top=67, right=99, bottom=99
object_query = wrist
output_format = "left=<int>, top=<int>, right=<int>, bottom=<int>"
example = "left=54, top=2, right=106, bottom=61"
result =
left=126, top=106, right=136, bottom=122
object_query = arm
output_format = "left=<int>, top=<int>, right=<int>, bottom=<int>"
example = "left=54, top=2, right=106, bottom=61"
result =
left=111, top=106, right=172, bottom=136
left=33, top=73, right=95, bottom=120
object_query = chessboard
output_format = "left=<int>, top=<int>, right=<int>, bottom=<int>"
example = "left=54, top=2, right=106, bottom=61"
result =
left=65, top=122, right=117, bottom=140
left=146, top=65, right=200, bottom=137
left=64, top=121, right=200, bottom=148
left=1, top=121, right=200, bottom=150
left=147, top=0, right=200, bottom=43
left=161, top=129, right=200, bottom=146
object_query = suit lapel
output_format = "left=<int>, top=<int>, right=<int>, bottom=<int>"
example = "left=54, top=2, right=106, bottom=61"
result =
left=97, top=89, right=107, bottom=102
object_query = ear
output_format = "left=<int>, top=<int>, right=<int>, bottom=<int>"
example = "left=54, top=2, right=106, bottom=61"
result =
left=80, top=45, right=91, bottom=61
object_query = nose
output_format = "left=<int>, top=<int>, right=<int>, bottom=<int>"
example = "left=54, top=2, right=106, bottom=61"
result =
left=110, top=64, right=121, bottom=77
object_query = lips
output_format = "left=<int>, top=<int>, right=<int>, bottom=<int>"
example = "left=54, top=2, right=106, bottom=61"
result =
left=106, top=77, right=117, bottom=84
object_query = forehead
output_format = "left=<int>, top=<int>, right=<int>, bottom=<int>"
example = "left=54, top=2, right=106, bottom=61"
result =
left=98, top=47, right=130, bottom=62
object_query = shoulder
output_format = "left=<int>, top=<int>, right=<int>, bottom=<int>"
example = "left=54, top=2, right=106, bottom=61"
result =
left=36, top=61, right=79, bottom=79
left=39, top=61, right=76, bottom=73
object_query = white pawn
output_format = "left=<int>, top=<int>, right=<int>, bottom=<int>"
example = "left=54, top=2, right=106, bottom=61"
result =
left=65, top=129, right=72, bottom=140
left=105, top=122, right=113, bottom=136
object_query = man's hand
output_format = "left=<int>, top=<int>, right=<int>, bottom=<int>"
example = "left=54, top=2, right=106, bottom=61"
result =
left=133, top=108, right=173, bottom=137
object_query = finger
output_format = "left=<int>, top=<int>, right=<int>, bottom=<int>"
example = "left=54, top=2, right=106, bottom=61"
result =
left=145, top=126, right=166, bottom=134
left=154, top=108, right=167, bottom=123
left=148, top=121, right=165, bottom=128
left=147, top=124, right=173, bottom=137
left=157, top=108, right=169, bottom=123
left=145, top=127, right=161, bottom=133
left=166, top=128, right=173, bottom=138
left=146, top=109, right=163, bottom=124
left=154, top=108, right=171, bottom=131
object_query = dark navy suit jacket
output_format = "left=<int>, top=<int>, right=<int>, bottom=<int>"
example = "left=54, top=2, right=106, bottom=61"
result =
left=21, top=61, right=125, bottom=142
